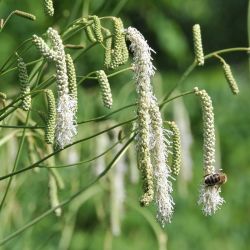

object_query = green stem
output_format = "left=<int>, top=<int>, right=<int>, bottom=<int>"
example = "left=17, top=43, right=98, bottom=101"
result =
left=77, top=67, right=133, bottom=82
left=160, top=90, right=195, bottom=108
left=0, top=58, right=42, bottom=77
left=161, top=47, right=250, bottom=108
left=0, top=110, right=30, bottom=211
left=78, top=103, right=136, bottom=124
left=0, top=125, right=43, bottom=129
left=39, top=131, right=132, bottom=169
left=248, top=1, right=250, bottom=71
left=0, top=90, right=45, bottom=120
left=0, top=38, right=32, bottom=73
left=161, top=61, right=196, bottom=105
left=0, top=118, right=136, bottom=181
left=0, top=135, right=134, bottom=246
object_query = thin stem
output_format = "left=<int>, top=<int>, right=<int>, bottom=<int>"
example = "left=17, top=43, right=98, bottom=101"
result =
left=0, top=135, right=134, bottom=246
left=39, top=131, right=132, bottom=169
left=0, top=111, right=30, bottom=211
left=0, top=38, right=32, bottom=73
left=77, top=103, right=136, bottom=124
left=247, top=1, right=250, bottom=71
left=0, top=58, right=42, bottom=77
left=0, top=125, right=43, bottom=129
left=161, top=47, right=250, bottom=108
left=77, top=67, right=133, bottom=82
left=205, top=47, right=250, bottom=58
left=0, top=118, right=136, bottom=181
left=160, top=90, right=195, bottom=108
left=0, top=90, right=45, bottom=119
left=161, top=61, right=196, bottom=105
left=213, top=54, right=226, bottom=64
left=0, top=99, right=136, bottom=128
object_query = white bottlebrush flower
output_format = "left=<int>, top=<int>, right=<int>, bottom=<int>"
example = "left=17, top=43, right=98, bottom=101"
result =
left=126, top=27, right=174, bottom=225
left=195, top=87, right=225, bottom=215
left=33, top=28, right=77, bottom=148
left=126, top=27, right=155, bottom=206
left=150, top=97, right=174, bottom=225
left=198, top=184, right=224, bottom=216
left=55, top=94, right=77, bottom=149
left=47, top=28, right=77, bottom=148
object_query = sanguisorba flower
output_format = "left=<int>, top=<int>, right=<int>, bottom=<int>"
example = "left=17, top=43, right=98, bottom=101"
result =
left=33, top=28, right=77, bottom=148
left=194, top=87, right=225, bottom=215
left=16, top=54, right=31, bottom=111
left=125, top=27, right=155, bottom=207
left=167, top=121, right=182, bottom=176
left=149, top=97, right=174, bottom=225
left=44, top=0, right=54, bottom=16
left=125, top=27, right=174, bottom=225
left=47, top=28, right=77, bottom=149
left=192, top=24, right=204, bottom=66
left=96, top=70, right=113, bottom=109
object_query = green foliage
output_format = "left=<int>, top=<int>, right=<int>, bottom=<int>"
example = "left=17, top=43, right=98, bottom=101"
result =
left=0, top=0, right=249, bottom=250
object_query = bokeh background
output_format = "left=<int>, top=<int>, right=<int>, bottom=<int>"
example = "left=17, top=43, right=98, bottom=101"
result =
left=0, top=0, right=249, bottom=250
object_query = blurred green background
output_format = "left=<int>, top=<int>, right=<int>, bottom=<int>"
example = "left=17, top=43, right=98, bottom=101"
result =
left=0, top=0, right=249, bottom=250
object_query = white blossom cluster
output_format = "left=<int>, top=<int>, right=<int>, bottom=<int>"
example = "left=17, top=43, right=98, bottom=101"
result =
left=195, top=87, right=225, bottom=215
left=125, top=27, right=174, bottom=225
left=33, top=28, right=77, bottom=148
left=198, top=184, right=224, bottom=216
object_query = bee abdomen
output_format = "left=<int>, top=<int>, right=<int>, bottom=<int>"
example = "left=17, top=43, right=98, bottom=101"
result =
left=204, top=173, right=220, bottom=186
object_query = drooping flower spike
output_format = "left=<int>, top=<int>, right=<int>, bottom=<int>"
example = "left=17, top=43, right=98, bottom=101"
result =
left=66, top=54, right=78, bottom=110
left=16, top=54, right=31, bottom=111
left=214, top=54, right=239, bottom=95
left=44, top=89, right=56, bottom=145
left=110, top=18, right=129, bottom=69
left=96, top=70, right=113, bottom=109
left=33, top=28, right=77, bottom=148
left=194, top=87, right=225, bottom=215
left=167, top=121, right=182, bottom=176
left=126, top=27, right=174, bottom=225
left=90, top=15, right=103, bottom=43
